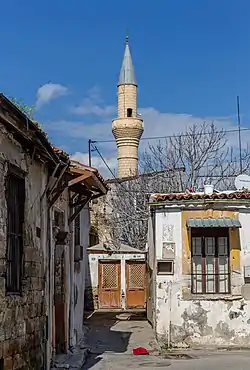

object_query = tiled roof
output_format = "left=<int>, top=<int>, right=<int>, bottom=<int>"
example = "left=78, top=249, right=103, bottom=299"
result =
left=0, top=93, right=66, bottom=165
left=150, top=190, right=250, bottom=202
left=70, top=159, right=106, bottom=185
left=88, top=242, right=145, bottom=253
left=53, top=147, right=69, bottom=160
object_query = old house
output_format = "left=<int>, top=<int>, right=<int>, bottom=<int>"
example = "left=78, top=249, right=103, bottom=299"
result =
left=0, top=94, right=107, bottom=369
left=147, top=185, right=250, bottom=348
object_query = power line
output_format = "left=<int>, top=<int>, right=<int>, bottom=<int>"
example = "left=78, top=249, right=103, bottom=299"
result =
left=91, top=143, right=149, bottom=215
left=91, top=127, right=250, bottom=144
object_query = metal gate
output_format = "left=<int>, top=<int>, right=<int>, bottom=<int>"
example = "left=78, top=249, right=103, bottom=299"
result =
left=98, top=261, right=121, bottom=308
left=126, top=261, right=146, bottom=309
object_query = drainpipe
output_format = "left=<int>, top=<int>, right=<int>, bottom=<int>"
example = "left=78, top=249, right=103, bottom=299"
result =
left=69, top=203, right=75, bottom=350
left=167, top=281, right=172, bottom=349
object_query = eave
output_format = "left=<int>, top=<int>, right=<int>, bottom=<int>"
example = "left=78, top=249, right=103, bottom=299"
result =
left=0, top=93, right=67, bottom=166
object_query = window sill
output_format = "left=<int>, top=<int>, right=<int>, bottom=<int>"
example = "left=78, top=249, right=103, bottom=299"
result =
left=183, top=293, right=243, bottom=301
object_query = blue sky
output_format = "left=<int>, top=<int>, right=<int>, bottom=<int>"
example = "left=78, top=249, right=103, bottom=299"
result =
left=0, top=0, right=249, bottom=174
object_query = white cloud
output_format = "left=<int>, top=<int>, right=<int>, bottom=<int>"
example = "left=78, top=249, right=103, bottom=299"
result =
left=71, top=151, right=117, bottom=178
left=36, top=83, right=68, bottom=108
left=73, top=102, right=115, bottom=116
left=49, top=109, right=242, bottom=147
left=45, top=95, right=250, bottom=179
left=71, top=86, right=116, bottom=117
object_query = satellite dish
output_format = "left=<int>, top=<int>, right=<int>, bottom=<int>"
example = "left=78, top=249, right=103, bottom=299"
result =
left=235, top=174, right=250, bottom=191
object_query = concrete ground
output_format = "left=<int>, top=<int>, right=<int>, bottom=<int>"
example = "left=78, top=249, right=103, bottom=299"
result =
left=82, top=311, right=250, bottom=369
left=84, top=351, right=250, bottom=369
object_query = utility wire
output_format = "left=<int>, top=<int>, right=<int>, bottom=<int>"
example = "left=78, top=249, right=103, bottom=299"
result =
left=91, top=143, right=149, bottom=216
left=92, top=127, right=250, bottom=144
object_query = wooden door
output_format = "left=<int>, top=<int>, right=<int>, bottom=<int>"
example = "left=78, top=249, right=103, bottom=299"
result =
left=99, top=261, right=121, bottom=308
left=126, top=261, right=146, bottom=309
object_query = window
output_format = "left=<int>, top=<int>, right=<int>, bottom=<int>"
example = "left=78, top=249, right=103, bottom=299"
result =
left=191, top=228, right=230, bottom=294
left=127, top=108, right=132, bottom=117
left=74, top=213, right=80, bottom=246
left=6, top=169, right=25, bottom=294
left=157, top=261, right=174, bottom=275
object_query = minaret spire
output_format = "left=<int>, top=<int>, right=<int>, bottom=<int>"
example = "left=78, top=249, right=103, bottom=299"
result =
left=118, top=35, right=137, bottom=86
left=112, top=36, right=144, bottom=178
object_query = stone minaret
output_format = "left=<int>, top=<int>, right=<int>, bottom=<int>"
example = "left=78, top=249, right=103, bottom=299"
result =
left=112, top=36, right=144, bottom=178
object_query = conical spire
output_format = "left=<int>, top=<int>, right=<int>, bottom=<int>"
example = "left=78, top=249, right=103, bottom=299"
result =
left=118, top=36, right=137, bottom=86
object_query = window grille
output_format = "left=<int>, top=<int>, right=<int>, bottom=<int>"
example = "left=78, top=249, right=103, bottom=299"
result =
left=6, top=170, right=25, bottom=294
left=191, top=228, right=230, bottom=294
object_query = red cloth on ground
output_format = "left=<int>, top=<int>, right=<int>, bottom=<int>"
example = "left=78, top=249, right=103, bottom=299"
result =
left=133, top=347, right=149, bottom=355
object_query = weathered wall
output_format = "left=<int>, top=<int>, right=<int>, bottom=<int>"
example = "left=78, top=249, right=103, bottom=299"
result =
left=52, top=191, right=70, bottom=354
left=85, top=252, right=145, bottom=310
left=153, top=205, right=250, bottom=348
left=73, top=205, right=90, bottom=345
left=0, top=122, right=48, bottom=369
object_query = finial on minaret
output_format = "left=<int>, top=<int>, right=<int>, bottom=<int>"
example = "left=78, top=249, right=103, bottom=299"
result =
left=126, top=34, right=129, bottom=44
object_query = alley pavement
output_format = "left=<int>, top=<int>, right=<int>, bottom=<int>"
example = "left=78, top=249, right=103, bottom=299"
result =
left=83, top=350, right=250, bottom=369
left=82, top=311, right=250, bottom=369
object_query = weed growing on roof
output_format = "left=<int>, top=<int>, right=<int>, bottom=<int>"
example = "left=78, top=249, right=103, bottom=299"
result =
left=9, top=96, right=47, bottom=136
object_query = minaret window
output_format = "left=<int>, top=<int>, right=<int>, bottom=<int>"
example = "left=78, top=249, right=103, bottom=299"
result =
left=127, top=108, right=133, bottom=117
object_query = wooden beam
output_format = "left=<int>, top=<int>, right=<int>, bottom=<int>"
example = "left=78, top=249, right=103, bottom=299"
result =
left=71, top=195, right=88, bottom=208
left=91, top=172, right=107, bottom=195
left=68, top=172, right=92, bottom=187
left=91, top=192, right=104, bottom=200
left=68, top=195, right=91, bottom=224
left=69, top=166, right=90, bottom=175
left=48, top=182, right=68, bottom=208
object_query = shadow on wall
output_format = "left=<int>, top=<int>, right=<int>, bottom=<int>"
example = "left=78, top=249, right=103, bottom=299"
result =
left=84, top=227, right=99, bottom=313
left=82, top=312, right=136, bottom=369
left=84, top=252, right=96, bottom=313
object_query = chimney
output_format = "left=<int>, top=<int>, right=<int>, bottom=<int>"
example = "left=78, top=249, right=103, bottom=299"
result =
left=204, top=184, right=214, bottom=195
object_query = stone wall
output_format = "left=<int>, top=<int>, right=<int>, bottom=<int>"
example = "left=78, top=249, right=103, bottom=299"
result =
left=0, top=122, right=47, bottom=369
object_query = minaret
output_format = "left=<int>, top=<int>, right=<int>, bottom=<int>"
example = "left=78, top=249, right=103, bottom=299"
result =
left=112, top=36, right=144, bottom=178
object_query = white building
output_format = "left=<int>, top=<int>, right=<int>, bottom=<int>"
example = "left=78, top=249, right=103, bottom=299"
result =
left=147, top=187, right=250, bottom=348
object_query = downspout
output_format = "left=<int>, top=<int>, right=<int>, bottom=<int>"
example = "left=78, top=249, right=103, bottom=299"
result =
left=167, top=281, right=172, bottom=349
left=43, top=159, right=71, bottom=363
left=47, top=207, right=54, bottom=361
left=69, top=203, right=75, bottom=350
left=68, top=194, right=91, bottom=350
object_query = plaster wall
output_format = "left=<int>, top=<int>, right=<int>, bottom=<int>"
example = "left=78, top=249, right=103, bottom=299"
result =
left=153, top=205, right=250, bottom=348
left=73, top=205, right=90, bottom=345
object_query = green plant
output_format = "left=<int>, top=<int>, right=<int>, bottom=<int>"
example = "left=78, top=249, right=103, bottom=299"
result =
left=9, top=96, right=36, bottom=120
left=9, top=96, right=47, bottom=134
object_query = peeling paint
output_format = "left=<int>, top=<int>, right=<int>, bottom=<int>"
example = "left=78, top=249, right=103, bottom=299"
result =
left=150, top=206, right=250, bottom=348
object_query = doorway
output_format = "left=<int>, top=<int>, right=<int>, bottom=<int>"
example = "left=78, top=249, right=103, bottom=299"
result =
left=98, top=261, right=121, bottom=308
left=126, top=261, right=146, bottom=309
